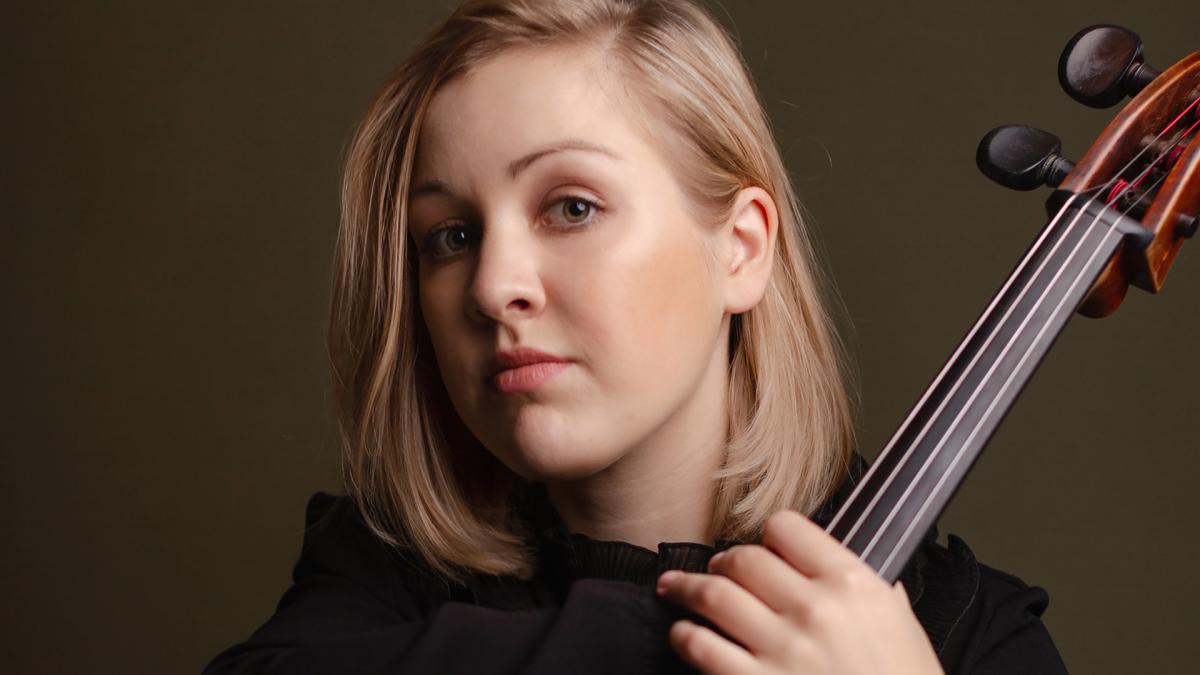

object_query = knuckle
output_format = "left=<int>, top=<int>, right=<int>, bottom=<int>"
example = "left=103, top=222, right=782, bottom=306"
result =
left=695, top=578, right=730, bottom=610
left=830, top=562, right=868, bottom=588
left=834, top=566, right=884, bottom=597
left=836, top=567, right=865, bottom=590
left=802, top=599, right=827, bottom=626
left=795, top=593, right=836, bottom=628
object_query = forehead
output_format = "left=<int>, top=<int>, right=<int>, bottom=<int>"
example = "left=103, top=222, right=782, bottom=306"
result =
left=414, top=45, right=662, bottom=180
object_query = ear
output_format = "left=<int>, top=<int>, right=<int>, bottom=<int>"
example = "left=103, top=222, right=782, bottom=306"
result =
left=721, top=185, right=779, bottom=314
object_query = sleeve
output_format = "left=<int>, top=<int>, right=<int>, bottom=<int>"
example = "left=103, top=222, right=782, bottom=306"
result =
left=911, top=534, right=1068, bottom=675
left=201, top=493, right=690, bottom=675
left=955, top=564, right=1069, bottom=675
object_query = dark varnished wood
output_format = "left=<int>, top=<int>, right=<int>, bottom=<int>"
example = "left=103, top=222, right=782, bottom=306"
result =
left=1136, top=128, right=1200, bottom=291
left=1062, top=52, right=1200, bottom=316
left=840, top=42, right=1199, bottom=583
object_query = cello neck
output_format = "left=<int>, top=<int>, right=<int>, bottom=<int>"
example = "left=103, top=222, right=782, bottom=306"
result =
left=827, top=192, right=1150, bottom=583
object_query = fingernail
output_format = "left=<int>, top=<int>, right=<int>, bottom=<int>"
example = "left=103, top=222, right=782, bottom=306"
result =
left=708, top=551, right=725, bottom=568
left=657, top=570, right=679, bottom=594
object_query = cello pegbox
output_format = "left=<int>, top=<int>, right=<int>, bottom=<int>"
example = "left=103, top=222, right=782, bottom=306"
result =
left=1056, top=47, right=1200, bottom=316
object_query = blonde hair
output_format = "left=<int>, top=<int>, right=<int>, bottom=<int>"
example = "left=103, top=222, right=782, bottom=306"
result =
left=329, top=0, right=857, bottom=582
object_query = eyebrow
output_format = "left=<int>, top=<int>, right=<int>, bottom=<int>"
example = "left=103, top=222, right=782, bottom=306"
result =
left=408, top=139, right=621, bottom=200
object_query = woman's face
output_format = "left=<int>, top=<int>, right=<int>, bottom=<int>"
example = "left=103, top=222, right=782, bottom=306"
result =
left=408, top=45, right=737, bottom=482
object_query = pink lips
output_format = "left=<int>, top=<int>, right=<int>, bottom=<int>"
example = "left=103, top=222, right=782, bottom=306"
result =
left=489, top=347, right=572, bottom=394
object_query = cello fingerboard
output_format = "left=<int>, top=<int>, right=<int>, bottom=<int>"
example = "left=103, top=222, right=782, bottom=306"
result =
left=827, top=196, right=1138, bottom=583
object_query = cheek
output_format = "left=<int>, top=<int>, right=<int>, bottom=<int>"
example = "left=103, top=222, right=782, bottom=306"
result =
left=567, top=216, right=718, bottom=388
left=417, top=273, right=473, bottom=389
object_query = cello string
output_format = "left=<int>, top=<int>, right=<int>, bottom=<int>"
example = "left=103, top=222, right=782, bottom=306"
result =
left=1121, top=109, right=1197, bottom=196
left=874, top=158, right=1183, bottom=579
left=860, top=118, right=1197, bottom=561
left=828, top=94, right=1200, bottom=541
left=822, top=190, right=1095, bottom=534
left=830, top=96, right=1200, bottom=541
left=856, top=203, right=1114, bottom=559
left=866, top=114, right=1200, bottom=567
left=828, top=190, right=1094, bottom=545
left=870, top=116, right=1200, bottom=576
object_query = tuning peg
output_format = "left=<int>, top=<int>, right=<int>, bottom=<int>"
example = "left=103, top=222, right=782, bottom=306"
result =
left=1177, top=213, right=1198, bottom=239
left=1059, top=25, right=1160, bottom=108
left=976, top=125, right=1076, bottom=191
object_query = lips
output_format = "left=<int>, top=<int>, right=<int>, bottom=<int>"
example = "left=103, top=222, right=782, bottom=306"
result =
left=489, top=347, right=572, bottom=394
left=490, top=347, right=570, bottom=375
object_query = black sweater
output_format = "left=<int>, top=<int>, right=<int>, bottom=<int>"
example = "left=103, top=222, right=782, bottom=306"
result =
left=203, top=459, right=1069, bottom=674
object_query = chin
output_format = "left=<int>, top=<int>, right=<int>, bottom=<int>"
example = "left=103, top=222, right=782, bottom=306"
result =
left=495, top=439, right=606, bottom=482
left=472, top=403, right=626, bottom=481
left=503, top=429, right=622, bottom=483
left=522, top=454, right=613, bottom=482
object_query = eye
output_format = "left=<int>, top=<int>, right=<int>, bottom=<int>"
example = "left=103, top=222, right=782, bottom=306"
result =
left=419, top=195, right=601, bottom=261
left=545, top=195, right=600, bottom=228
left=420, top=223, right=478, bottom=260
left=544, top=193, right=600, bottom=229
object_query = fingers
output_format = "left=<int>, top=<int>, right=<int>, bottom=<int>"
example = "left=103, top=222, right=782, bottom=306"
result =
left=656, top=569, right=784, bottom=656
left=667, top=618, right=761, bottom=675
left=706, top=544, right=814, bottom=615
left=760, top=509, right=867, bottom=579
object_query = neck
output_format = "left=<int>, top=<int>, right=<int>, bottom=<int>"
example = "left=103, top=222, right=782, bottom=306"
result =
left=544, top=327, right=730, bottom=551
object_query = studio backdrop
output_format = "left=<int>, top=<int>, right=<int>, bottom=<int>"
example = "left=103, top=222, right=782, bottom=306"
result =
left=3, top=1, right=1197, bottom=673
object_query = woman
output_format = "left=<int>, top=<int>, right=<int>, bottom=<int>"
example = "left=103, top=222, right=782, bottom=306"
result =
left=205, top=0, right=1068, bottom=672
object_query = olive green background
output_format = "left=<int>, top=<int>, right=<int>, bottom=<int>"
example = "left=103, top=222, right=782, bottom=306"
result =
left=4, top=1, right=1197, bottom=673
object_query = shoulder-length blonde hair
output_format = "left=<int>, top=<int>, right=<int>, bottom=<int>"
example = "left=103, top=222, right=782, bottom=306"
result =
left=329, top=0, right=857, bottom=583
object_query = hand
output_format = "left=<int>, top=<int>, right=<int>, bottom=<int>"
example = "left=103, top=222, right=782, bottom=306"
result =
left=655, top=509, right=945, bottom=675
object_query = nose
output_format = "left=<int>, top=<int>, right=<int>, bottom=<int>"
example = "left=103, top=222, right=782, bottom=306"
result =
left=466, top=219, right=546, bottom=326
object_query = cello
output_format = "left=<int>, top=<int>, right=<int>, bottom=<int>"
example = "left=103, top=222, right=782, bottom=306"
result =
left=831, top=24, right=1199, bottom=581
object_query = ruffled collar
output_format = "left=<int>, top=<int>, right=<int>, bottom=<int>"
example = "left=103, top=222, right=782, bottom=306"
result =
left=520, top=481, right=740, bottom=588
left=516, top=453, right=874, bottom=590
